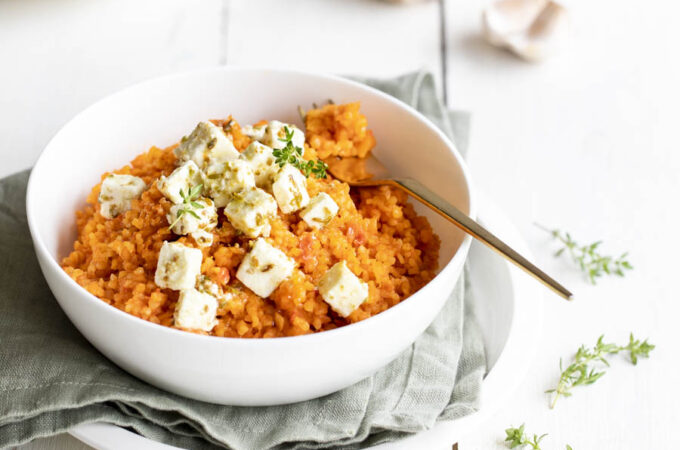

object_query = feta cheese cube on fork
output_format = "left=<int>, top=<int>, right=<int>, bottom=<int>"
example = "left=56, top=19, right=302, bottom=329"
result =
left=98, top=174, right=146, bottom=219
left=272, top=164, right=310, bottom=214
left=155, top=241, right=203, bottom=290
left=300, top=192, right=339, bottom=229
left=157, top=161, right=204, bottom=204
left=236, top=238, right=295, bottom=298
left=174, top=288, right=218, bottom=332
left=318, top=261, right=369, bottom=317
left=224, top=187, right=277, bottom=238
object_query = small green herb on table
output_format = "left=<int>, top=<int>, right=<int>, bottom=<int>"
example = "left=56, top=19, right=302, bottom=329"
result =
left=504, top=424, right=547, bottom=449
left=504, top=424, right=574, bottom=449
left=535, top=224, right=633, bottom=284
left=547, top=333, right=654, bottom=408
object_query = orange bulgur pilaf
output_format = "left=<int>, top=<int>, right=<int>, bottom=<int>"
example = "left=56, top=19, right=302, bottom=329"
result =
left=61, top=103, right=440, bottom=337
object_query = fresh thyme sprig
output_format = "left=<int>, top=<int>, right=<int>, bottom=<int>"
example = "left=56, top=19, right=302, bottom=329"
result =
left=272, top=126, right=328, bottom=178
left=547, top=333, right=654, bottom=408
left=535, top=223, right=633, bottom=284
left=168, top=184, right=204, bottom=230
left=505, top=425, right=573, bottom=449
left=504, top=424, right=547, bottom=449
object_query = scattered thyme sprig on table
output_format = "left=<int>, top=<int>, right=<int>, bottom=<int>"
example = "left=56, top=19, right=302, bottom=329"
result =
left=535, top=223, right=633, bottom=284
left=168, top=184, right=204, bottom=230
left=272, top=126, right=328, bottom=178
left=505, top=424, right=547, bottom=449
left=547, top=333, right=654, bottom=408
left=505, top=425, right=573, bottom=449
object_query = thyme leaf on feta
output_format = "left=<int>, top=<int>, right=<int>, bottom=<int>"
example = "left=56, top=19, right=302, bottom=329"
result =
left=535, top=223, right=633, bottom=284
left=168, top=184, right=204, bottom=230
left=273, top=126, right=328, bottom=179
left=547, top=333, right=654, bottom=408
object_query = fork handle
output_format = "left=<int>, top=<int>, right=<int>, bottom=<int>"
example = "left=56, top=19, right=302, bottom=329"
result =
left=392, top=178, right=572, bottom=300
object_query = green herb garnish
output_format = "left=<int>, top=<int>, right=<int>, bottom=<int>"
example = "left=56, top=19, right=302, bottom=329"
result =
left=535, top=224, right=633, bottom=284
left=505, top=425, right=574, bottom=449
left=168, top=184, right=204, bottom=230
left=504, top=424, right=547, bottom=449
left=547, top=333, right=654, bottom=408
left=272, top=126, right=328, bottom=178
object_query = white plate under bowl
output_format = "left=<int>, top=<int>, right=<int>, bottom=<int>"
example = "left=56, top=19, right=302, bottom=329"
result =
left=70, top=193, right=543, bottom=449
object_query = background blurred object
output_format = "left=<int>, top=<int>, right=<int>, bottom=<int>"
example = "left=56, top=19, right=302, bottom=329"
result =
left=382, top=0, right=432, bottom=4
left=482, top=0, right=569, bottom=61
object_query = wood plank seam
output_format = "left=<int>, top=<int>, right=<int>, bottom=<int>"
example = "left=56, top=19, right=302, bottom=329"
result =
left=438, top=0, right=449, bottom=105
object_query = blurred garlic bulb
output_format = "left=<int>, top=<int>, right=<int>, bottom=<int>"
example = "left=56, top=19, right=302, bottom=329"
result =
left=482, top=0, right=569, bottom=61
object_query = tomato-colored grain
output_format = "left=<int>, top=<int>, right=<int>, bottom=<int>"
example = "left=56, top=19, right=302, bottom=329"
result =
left=62, top=109, right=440, bottom=338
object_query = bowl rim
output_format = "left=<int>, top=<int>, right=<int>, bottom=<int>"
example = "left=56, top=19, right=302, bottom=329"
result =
left=26, top=66, right=477, bottom=346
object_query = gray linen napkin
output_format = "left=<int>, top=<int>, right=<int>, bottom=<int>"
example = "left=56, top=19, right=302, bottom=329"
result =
left=0, top=71, right=486, bottom=449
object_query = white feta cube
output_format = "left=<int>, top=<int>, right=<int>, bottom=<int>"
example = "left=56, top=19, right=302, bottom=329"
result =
left=240, top=141, right=280, bottom=188
left=272, top=164, right=310, bottom=214
left=167, top=198, right=218, bottom=247
left=98, top=174, right=146, bottom=219
left=300, top=192, right=339, bottom=229
left=205, top=159, right=256, bottom=207
left=197, top=276, right=234, bottom=308
left=318, top=261, right=369, bottom=317
left=236, top=238, right=295, bottom=298
left=223, top=187, right=277, bottom=238
left=241, top=123, right=267, bottom=142
left=157, top=161, right=204, bottom=204
left=191, top=229, right=214, bottom=248
left=155, top=241, right=203, bottom=290
left=263, top=120, right=305, bottom=151
left=175, top=121, right=239, bottom=168
left=174, top=288, right=218, bottom=332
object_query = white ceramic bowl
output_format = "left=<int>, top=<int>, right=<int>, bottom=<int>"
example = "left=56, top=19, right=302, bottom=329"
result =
left=26, top=67, right=474, bottom=406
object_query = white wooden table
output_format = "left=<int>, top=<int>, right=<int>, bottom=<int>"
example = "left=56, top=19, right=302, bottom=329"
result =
left=2, top=0, right=678, bottom=448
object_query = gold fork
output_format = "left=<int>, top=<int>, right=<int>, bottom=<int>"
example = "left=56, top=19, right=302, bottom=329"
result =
left=325, top=155, right=572, bottom=301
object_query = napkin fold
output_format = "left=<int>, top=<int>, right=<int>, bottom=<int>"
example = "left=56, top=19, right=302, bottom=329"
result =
left=0, top=71, right=486, bottom=450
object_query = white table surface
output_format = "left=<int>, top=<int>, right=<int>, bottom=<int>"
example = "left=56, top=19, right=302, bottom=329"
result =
left=2, top=0, right=678, bottom=448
